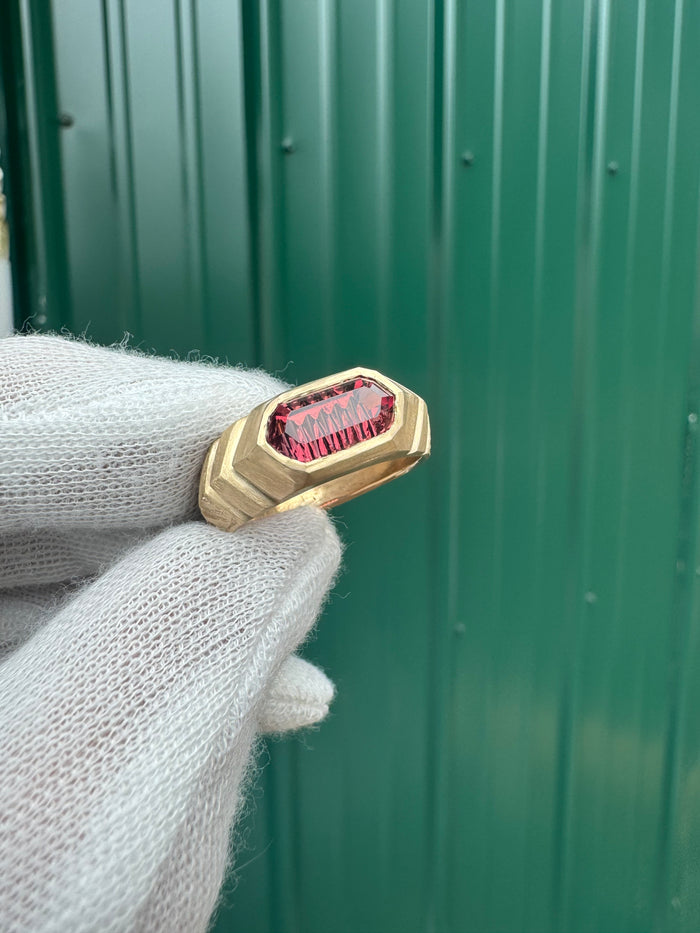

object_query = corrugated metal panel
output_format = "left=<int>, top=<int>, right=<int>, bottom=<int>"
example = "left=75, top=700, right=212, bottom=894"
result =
left=4, top=2, right=700, bottom=931
left=48, top=0, right=256, bottom=361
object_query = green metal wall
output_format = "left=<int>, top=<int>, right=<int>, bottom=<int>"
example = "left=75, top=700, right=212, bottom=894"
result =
left=3, top=2, right=700, bottom=931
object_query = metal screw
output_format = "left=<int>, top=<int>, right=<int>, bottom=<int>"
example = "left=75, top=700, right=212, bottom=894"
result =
left=281, top=137, right=296, bottom=155
left=58, top=113, right=75, bottom=128
left=607, top=161, right=619, bottom=176
left=461, top=150, right=475, bottom=167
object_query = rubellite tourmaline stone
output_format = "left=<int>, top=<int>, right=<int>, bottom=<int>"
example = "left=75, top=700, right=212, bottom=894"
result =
left=266, top=377, right=395, bottom=462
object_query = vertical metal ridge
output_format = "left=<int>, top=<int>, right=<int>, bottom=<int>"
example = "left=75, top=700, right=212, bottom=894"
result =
left=115, top=0, right=142, bottom=334
left=530, top=2, right=553, bottom=924
left=240, top=1, right=290, bottom=924
left=254, top=2, right=299, bottom=929
left=93, top=0, right=142, bottom=335
left=100, top=0, right=118, bottom=200
left=487, top=0, right=505, bottom=638
left=173, top=0, right=203, bottom=346
left=490, top=0, right=505, bottom=309
left=486, top=3, right=506, bottom=914
left=265, top=744, right=299, bottom=933
left=425, top=0, right=454, bottom=927
left=532, top=0, right=552, bottom=329
left=654, top=2, right=692, bottom=919
left=654, top=0, right=684, bottom=431
left=318, top=0, right=337, bottom=366
left=187, top=0, right=210, bottom=346
left=654, top=171, right=700, bottom=932
left=588, top=0, right=611, bottom=288
left=488, top=0, right=505, bottom=629
left=531, top=0, right=552, bottom=682
left=259, top=5, right=299, bottom=929
left=256, top=0, right=285, bottom=370
left=552, top=0, right=598, bottom=925
left=17, top=0, right=45, bottom=313
left=289, top=744, right=303, bottom=933
left=624, top=0, right=647, bottom=286
left=240, top=0, right=264, bottom=367
left=374, top=0, right=398, bottom=888
left=611, top=0, right=647, bottom=880
left=580, top=17, right=613, bottom=919
left=582, top=8, right=614, bottom=925
left=376, top=0, right=393, bottom=360
left=17, top=0, right=71, bottom=327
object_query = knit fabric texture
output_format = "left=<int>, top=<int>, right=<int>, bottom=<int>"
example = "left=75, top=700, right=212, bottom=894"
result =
left=0, top=335, right=341, bottom=932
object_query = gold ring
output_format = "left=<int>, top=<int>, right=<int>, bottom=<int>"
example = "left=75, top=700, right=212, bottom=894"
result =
left=199, top=367, right=430, bottom=532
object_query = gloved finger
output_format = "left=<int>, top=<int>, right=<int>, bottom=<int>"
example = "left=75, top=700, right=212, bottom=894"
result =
left=123, top=654, right=337, bottom=933
left=0, top=507, right=341, bottom=933
left=258, top=654, right=336, bottom=733
left=0, top=493, right=337, bottom=734
left=0, top=334, right=286, bottom=534
left=0, top=528, right=149, bottom=589
left=0, top=594, right=336, bottom=730
left=0, top=573, right=338, bottom=728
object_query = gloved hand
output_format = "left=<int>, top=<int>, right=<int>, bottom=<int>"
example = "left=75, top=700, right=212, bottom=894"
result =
left=0, top=335, right=342, bottom=932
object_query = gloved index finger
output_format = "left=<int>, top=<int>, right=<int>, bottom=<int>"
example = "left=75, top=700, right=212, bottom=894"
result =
left=0, top=335, right=285, bottom=532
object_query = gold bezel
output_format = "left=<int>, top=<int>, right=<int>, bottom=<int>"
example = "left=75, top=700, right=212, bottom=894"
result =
left=199, top=367, right=430, bottom=531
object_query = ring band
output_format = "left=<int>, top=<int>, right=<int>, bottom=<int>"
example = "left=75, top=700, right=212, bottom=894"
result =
left=199, top=367, right=430, bottom=532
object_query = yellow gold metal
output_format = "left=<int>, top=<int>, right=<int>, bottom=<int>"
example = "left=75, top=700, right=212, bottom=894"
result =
left=198, top=367, right=431, bottom=532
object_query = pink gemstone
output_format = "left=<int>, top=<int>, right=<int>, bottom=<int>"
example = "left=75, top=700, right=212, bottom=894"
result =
left=266, top=377, right=395, bottom=462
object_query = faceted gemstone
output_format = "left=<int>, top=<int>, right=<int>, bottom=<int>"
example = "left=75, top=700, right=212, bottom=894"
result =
left=266, top=377, right=395, bottom=462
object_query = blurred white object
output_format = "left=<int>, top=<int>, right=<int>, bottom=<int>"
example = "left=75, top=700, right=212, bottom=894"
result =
left=0, top=167, right=13, bottom=336
left=0, top=335, right=341, bottom=932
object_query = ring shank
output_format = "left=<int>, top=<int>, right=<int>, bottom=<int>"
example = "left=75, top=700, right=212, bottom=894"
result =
left=258, top=453, right=424, bottom=517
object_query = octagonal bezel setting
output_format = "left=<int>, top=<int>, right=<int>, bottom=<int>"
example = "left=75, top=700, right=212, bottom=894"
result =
left=199, top=366, right=430, bottom=531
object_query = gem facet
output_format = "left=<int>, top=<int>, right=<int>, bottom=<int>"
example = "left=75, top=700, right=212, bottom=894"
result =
left=266, top=377, right=395, bottom=462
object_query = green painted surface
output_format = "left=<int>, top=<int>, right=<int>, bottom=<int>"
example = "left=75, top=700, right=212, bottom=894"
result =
left=3, top=2, right=700, bottom=931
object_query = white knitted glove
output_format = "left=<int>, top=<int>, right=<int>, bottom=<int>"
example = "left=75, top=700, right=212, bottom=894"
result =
left=0, top=335, right=342, bottom=933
